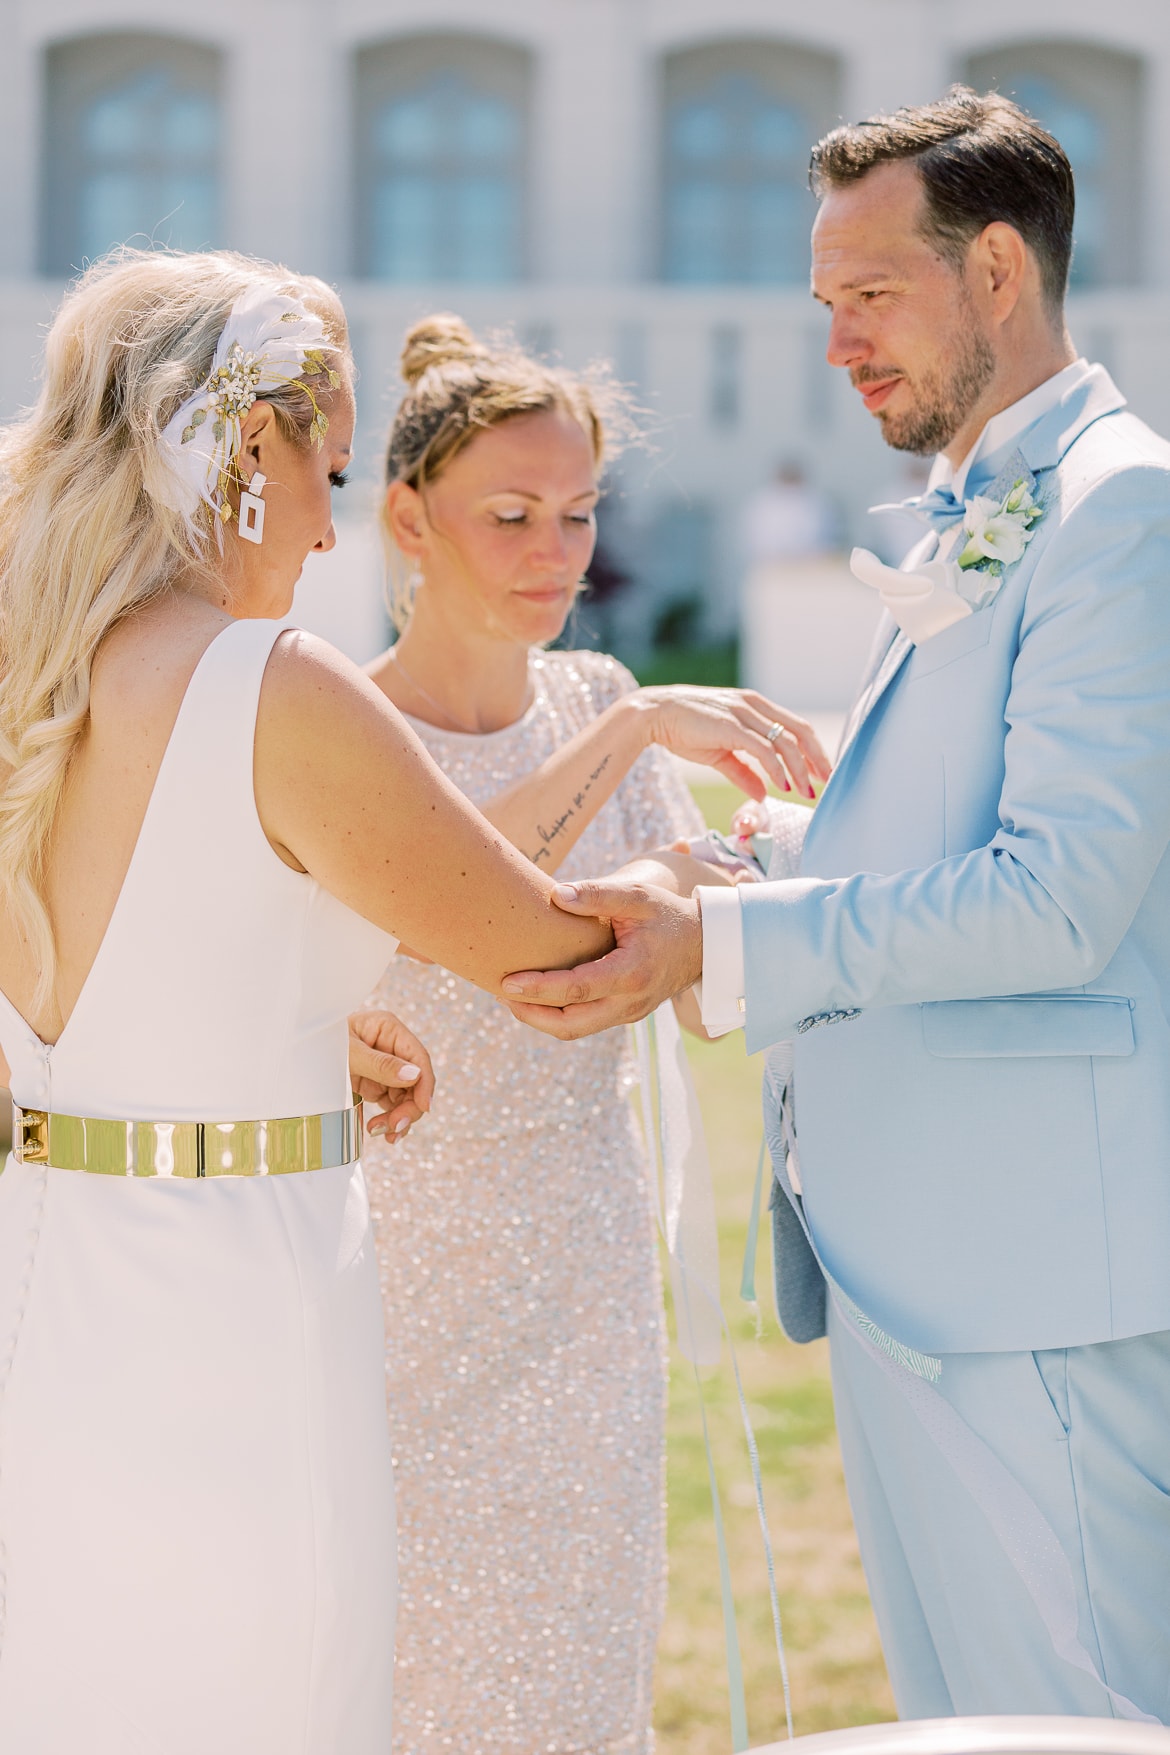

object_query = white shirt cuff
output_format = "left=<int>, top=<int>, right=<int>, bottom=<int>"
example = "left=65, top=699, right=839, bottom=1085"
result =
left=695, top=886, right=746, bottom=1036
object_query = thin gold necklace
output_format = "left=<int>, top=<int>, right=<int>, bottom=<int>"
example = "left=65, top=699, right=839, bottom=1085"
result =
left=391, top=650, right=478, bottom=733
left=391, top=650, right=532, bottom=736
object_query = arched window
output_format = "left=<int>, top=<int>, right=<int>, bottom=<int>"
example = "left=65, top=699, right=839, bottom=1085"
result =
left=42, top=33, right=221, bottom=275
left=963, top=41, right=1145, bottom=287
left=661, top=40, right=841, bottom=284
left=354, top=36, right=529, bottom=282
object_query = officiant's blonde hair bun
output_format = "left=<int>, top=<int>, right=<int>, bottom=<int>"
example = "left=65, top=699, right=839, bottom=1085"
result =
left=398, top=314, right=488, bottom=384
left=383, top=311, right=636, bottom=629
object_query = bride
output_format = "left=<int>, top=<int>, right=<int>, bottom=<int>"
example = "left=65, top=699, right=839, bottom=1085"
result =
left=0, top=248, right=620, bottom=1754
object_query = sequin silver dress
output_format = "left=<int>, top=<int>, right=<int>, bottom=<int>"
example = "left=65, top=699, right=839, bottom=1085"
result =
left=366, top=650, right=704, bottom=1754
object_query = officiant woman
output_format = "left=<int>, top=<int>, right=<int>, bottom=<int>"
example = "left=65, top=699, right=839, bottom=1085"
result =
left=360, top=313, right=829, bottom=1752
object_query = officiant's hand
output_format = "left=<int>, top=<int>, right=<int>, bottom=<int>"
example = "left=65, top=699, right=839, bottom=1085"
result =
left=348, top=1009, right=436, bottom=1141
left=502, top=877, right=701, bottom=1038
left=637, top=687, right=831, bottom=799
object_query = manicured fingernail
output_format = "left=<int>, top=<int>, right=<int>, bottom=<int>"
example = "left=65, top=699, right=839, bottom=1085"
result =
left=502, top=979, right=523, bottom=994
left=398, top=1064, right=420, bottom=1081
left=807, top=785, right=816, bottom=799
left=554, top=884, right=578, bottom=900
left=782, top=779, right=791, bottom=792
left=394, top=1117, right=411, bottom=1134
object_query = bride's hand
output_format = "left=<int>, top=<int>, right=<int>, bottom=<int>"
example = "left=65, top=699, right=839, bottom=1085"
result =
left=348, top=1009, right=436, bottom=1142
left=636, top=686, right=831, bottom=800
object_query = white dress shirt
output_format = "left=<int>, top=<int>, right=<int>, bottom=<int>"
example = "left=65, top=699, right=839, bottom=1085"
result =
left=698, top=357, right=1093, bottom=1037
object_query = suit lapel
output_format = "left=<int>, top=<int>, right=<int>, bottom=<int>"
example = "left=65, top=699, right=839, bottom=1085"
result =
left=839, top=615, right=898, bottom=753
left=833, top=527, right=939, bottom=764
left=850, top=629, right=914, bottom=739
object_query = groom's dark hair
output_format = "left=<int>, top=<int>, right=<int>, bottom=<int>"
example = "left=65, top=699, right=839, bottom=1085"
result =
left=809, top=86, right=1075, bottom=314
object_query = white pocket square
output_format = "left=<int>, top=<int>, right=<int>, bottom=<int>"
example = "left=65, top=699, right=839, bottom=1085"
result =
left=850, top=546, right=972, bottom=645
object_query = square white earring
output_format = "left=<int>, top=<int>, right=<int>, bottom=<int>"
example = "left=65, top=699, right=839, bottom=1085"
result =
left=239, top=471, right=267, bottom=545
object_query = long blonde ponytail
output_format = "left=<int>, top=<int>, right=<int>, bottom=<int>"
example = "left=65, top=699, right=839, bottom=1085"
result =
left=0, top=247, right=351, bottom=1005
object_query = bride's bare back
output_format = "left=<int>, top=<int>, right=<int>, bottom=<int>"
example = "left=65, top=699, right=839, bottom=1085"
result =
left=0, top=598, right=232, bottom=1058
left=0, top=590, right=608, bottom=1080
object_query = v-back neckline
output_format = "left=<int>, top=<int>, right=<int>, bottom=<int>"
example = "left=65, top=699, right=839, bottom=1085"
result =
left=0, top=620, right=243, bottom=1059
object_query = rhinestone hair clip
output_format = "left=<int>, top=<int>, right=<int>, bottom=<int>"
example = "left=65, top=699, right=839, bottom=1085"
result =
left=155, top=283, right=342, bottom=544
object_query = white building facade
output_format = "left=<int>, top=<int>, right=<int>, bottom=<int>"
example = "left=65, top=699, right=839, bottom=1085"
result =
left=0, top=0, right=1167, bottom=660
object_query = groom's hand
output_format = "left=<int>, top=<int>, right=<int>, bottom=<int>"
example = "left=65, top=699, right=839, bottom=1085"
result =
left=502, top=879, right=702, bottom=1038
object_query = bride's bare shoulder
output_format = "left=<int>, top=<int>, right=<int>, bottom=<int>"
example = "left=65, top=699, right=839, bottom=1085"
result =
left=263, top=627, right=396, bottom=704
left=259, top=628, right=408, bottom=753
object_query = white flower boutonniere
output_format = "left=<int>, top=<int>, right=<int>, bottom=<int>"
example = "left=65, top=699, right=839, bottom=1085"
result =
left=952, top=462, right=1045, bottom=611
left=850, top=452, right=1047, bottom=646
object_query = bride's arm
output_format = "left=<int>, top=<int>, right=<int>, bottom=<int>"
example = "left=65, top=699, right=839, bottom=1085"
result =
left=254, top=633, right=612, bottom=990
left=478, top=686, right=829, bottom=873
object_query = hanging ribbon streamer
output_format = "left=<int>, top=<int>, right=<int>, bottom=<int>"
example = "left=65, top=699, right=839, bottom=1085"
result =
left=634, top=1003, right=794, bottom=1746
left=740, top=1139, right=767, bottom=1306
left=648, top=1003, right=722, bottom=1367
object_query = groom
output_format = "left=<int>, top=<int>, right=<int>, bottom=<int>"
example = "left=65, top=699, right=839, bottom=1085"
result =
left=505, top=89, right=1170, bottom=1722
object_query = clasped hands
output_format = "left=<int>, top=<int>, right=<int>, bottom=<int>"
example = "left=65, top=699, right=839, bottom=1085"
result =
left=504, top=873, right=705, bottom=1038
left=501, top=815, right=774, bottom=1041
left=501, top=738, right=828, bottom=1041
left=353, top=710, right=828, bottom=1071
left=348, top=869, right=711, bottom=1099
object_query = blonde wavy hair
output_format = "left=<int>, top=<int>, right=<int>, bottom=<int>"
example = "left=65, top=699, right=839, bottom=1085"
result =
left=0, top=247, right=351, bottom=1007
left=382, top=313, right=636, bottom=630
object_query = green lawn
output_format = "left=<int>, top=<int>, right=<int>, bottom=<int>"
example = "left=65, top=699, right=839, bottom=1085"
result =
left=633, top=644, right=739, bottom=690
left=654, top=791, right=894, bottom=1751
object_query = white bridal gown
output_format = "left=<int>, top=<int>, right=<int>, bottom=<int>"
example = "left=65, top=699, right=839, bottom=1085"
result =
left=0, top=620, right=398, bottom=1754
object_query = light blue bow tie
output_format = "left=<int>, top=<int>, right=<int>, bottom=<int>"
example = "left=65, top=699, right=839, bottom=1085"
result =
left=876, top=477, right=994, bottom=532
left=874, top=447, right=1038, bottom=534
left=870, top=479, right=972, bottom=533
left=902, top=481, right=969, bottom=530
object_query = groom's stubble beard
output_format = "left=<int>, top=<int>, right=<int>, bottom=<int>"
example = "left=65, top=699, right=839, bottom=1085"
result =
left=861, top=285, right=997, bottom=457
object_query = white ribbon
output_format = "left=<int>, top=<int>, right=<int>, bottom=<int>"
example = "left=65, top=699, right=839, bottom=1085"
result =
left=633, top=1002, right=795, bottom=1744
left=648, top=1000, right=723, bottom=1366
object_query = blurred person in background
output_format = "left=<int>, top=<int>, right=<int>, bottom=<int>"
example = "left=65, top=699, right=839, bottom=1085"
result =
left=738, top=459, right=852, bottom=719
left=361, top=314, right=828, bottom=1753
left=742, top=459, right=839, bottom=569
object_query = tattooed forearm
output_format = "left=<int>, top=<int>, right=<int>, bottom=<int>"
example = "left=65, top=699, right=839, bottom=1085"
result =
left=530, top=752, right=615, bottom=866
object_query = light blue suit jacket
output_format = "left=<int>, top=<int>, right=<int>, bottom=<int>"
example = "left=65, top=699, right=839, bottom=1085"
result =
left=752, top=367, right=1170, bottom=1354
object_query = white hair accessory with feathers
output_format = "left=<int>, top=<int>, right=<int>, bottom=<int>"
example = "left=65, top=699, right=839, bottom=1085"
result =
left=155, top=284, right=340, bottom=540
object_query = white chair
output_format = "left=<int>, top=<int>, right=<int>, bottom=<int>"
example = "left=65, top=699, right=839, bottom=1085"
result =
left=751, top=1719, right=1170, bottom=1755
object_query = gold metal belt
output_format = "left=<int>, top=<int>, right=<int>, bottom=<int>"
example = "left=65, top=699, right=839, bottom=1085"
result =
left=11, top=1102, right=363, bottom=1178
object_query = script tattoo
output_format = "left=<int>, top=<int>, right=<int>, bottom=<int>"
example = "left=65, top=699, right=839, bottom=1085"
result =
left=532, top=752, right=614, bottom=865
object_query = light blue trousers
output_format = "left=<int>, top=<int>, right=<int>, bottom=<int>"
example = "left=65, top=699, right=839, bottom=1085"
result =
left=826, top=1299, right=1170, bottom=1722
